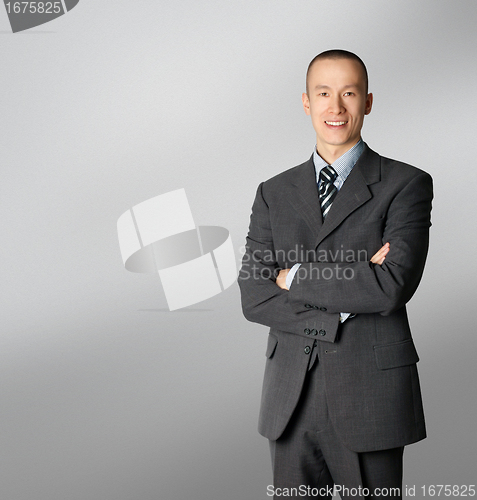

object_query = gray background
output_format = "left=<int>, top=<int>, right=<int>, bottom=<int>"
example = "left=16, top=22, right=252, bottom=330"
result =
left=1, top=1, right=476, bottom=499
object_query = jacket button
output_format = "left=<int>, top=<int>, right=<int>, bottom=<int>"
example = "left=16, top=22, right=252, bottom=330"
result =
left=304, top=328, right=311, bottom=335
left=319, top=329, right=326, bottom=336
left=304, top=346, right=311, bottom=354
left=311, top=329, right=317, bottom=336
left=320, top=307, right=327, bottom=311
left=304, top=304, right=313, bottom=308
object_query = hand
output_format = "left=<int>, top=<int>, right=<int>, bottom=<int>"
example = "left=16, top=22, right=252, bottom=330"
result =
left=370, top=242, right=390, bottom=265
left=276, top=268, right=290, bottom=290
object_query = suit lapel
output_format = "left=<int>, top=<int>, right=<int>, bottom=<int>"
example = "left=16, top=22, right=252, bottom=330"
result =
left=313, top=144, right=382, bottom=248
left=288, top=156, right=323, bottom=241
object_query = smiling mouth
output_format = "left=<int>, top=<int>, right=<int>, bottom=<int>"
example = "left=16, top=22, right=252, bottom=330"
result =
left=325, top=121, right=348, bottom=126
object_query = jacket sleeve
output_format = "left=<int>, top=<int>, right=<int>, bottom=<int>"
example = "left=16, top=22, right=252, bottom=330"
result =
left=238, top=182, right=342, bottom=342
left=287, top=171, right=433, bottom=316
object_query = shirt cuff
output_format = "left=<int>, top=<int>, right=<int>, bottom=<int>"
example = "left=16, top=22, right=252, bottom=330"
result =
left=340, top=312, right=356, bottom=323
left=286, top=263, right=301, bottom=289
left=286, top=264, right=354, bottom=323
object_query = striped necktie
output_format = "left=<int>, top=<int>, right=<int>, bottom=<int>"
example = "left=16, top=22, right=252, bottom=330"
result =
left=319, top=165, right=338, bottom=220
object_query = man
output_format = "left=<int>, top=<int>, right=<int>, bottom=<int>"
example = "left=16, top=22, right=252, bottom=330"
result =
left=238, top=50, right=433, bottom=499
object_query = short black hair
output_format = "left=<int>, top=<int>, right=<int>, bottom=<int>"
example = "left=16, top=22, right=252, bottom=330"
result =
left=306, top=49, right=368, bottom=95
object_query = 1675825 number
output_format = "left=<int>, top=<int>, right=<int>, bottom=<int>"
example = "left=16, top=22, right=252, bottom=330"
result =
left=5, top=2, right=62, bottom=14
left=421, top=485, right=476, bottom=496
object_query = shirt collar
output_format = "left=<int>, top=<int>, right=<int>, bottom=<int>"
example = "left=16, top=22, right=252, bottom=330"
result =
left=313, top=139, right=365, bottom=183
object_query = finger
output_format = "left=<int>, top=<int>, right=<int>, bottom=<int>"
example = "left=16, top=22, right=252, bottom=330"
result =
left=370, top=248, right=389, bottom=264
left=371, top=255, right=384, bottom=265
left=370, top=248, right=386, bottom=262
left=370, top=243, right=390, bottom=261
left=374, top=249, right=389, bottom=265
left=276, top=277, right=287, bottom=289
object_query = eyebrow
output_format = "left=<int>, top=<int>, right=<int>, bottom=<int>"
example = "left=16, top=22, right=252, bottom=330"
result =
left=314, top=84, right=360, bottom=90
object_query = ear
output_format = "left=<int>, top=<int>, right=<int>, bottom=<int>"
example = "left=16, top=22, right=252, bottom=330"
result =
left=365, top=92, right=373, bottom=115
left=302, top=92, right=311, bottom=115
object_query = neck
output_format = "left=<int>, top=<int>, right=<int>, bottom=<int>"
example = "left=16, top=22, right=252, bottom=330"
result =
left=316, top=138, right=360, bottom=164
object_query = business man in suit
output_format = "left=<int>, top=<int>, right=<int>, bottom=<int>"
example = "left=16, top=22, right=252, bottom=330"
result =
left=238, top=50, right=433, bottom=499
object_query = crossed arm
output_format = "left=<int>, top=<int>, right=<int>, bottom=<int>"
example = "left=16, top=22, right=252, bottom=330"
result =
left=275, top=242, right=390, bottom=290
left=238, top=171, right=432, bottom=338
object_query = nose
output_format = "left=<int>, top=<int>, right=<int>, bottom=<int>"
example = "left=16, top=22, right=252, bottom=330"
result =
left=328, top=95, right=344, bottom=115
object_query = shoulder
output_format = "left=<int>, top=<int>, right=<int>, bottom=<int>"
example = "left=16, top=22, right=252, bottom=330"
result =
left=379, top=154, right=432, bottom=183
left=257, top=156, right=314, bottom=200
left=263, top=157, right=313, bottom=186
left=359, top=145, right=432, bottom=189
left=364, top=149, right=434, bottom=205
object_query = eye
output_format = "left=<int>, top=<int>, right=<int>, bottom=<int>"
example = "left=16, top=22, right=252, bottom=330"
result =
left=344, top=92, right=355, bottom=96
left=318, top=92, right=329, bottom=97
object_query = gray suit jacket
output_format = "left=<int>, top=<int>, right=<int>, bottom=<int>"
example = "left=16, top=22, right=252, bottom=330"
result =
left=238, top=144, right=433, bottom=453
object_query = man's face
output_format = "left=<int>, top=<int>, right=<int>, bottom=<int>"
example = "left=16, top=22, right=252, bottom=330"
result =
left=302, top=58, right=373, bottom=160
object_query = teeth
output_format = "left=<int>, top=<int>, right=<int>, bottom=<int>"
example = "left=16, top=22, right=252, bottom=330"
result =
left=326, top=121, right=347, bottom=126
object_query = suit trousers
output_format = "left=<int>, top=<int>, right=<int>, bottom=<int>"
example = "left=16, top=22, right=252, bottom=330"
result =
left=269, top=341, right=404, bottom=500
